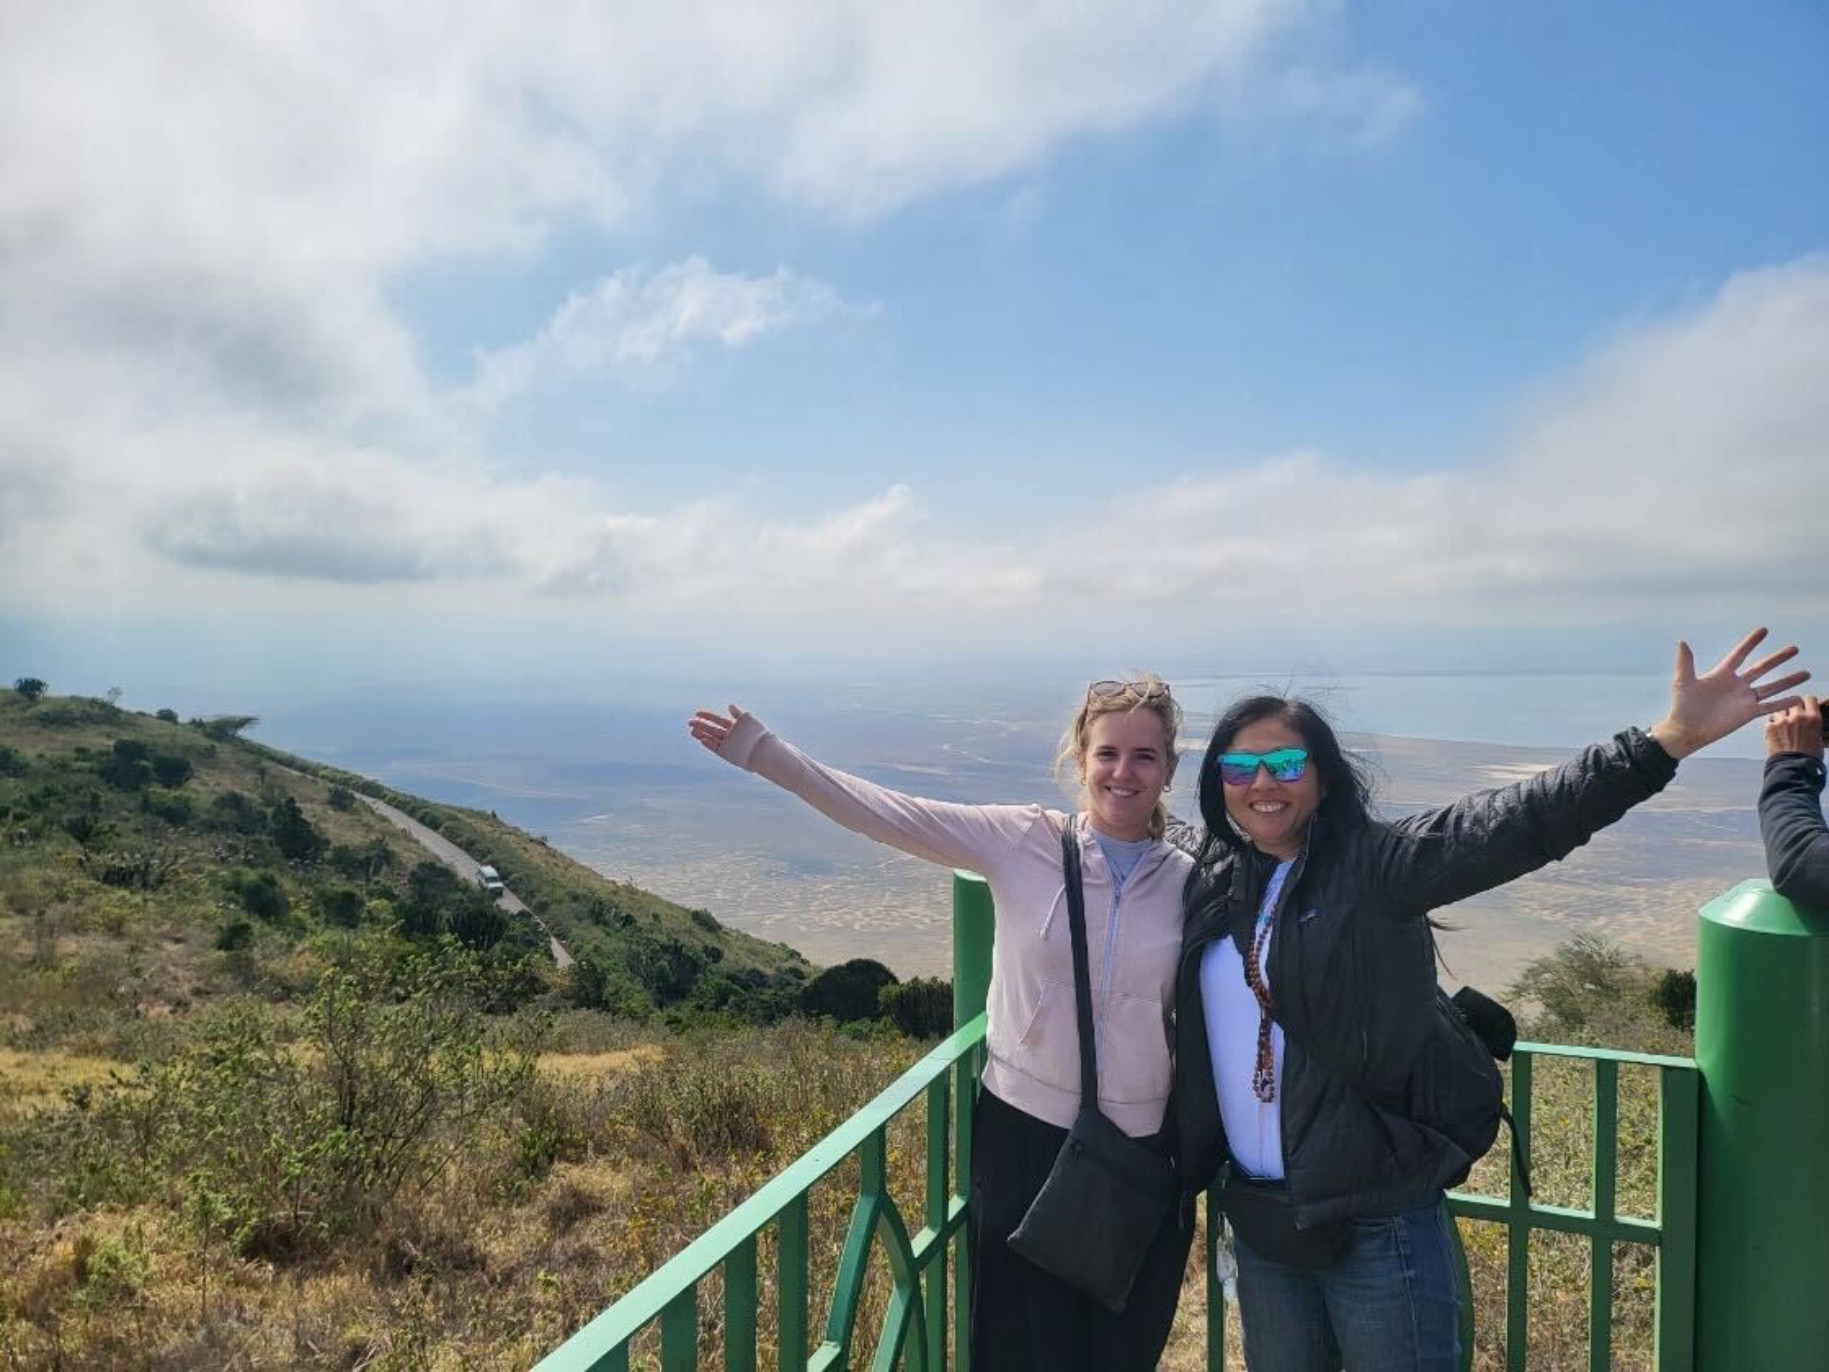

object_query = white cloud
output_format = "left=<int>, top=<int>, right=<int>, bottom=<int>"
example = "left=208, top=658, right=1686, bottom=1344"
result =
left=6, top=259, right=1826, bottom=644
left=467, top=258, right=853, bottom=405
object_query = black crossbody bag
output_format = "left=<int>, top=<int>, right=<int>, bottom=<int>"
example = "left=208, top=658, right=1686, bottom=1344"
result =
left=1006, top=828, right=1177, bottom=1313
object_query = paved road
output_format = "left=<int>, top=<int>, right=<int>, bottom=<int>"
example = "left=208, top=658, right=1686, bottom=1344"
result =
left=359, top=795, right=575, bottom=968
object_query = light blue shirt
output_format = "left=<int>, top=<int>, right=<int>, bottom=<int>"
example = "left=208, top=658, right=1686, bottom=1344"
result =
left=1091, top=831, right=1154, bottom=895
left=1200, top=859, right=1293, bottom=1180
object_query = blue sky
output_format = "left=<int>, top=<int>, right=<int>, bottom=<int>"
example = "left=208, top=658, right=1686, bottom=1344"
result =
left=2, top=3, right=1826, bottom=706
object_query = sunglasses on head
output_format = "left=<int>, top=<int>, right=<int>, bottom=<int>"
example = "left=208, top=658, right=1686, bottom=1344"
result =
left=1086, top=678, right=1172, bottom=705
left=1216, top=747, right=1310, bottom=786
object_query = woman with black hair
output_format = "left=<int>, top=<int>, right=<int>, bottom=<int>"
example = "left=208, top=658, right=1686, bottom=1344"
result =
left=1174, top=629, right=1809, bottom=1371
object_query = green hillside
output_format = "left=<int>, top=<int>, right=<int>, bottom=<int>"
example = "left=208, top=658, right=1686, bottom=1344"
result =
left=0, top=685, right=813, bottom=1044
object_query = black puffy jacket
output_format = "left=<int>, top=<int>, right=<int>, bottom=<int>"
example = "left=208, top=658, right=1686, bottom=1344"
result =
left=1174, top=728, right=1678, bottom=1227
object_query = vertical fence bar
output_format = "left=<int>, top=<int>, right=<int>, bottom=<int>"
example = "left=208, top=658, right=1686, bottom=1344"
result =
left=778, top=1196, right=809, bottom=1368
left=1505, top=1051, right=1533, bottom=1372
left=954, top=1051, right=977, bottom=1372
left=1589, top=1058, right=1619, bottom=1372
left=725, top=1236, right=757, bottom=1372
left=925, top=1076, right=951, bottom=1372
left=661, top=1287, right=699, bottom=1372
left=1656, top=1062, right=1700, bottom=1372
left=952, top=871, right=993, bottom=1372
left=1205, top=1188, right=1226, bottom=1371
left=952, top=872, right=994, bottom=1029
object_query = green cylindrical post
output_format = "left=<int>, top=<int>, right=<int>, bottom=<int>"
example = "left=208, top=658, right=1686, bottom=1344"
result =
left=952, top=870, right=994, bottom=1029
left=1694, top=879, right=1829, bottom=1371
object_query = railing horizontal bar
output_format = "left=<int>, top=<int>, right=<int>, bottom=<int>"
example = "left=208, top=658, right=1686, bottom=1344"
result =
left=1515, top=1041, right=1698, bottom=1072
left=535, top=1015, right=987, bottom=1370
left=1449, top=1194, right=1660, bottom=1245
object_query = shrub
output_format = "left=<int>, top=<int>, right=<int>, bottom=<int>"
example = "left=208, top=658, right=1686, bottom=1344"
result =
left=99, top=739, right=154, bottom=790
left=205, top=791, right=266, bottom=836
left=880, top=976, right=954, bottom=1038
left=154, top=708, right=179, bottom=723
left=1651, top=968, right=1697, bottom=1031
left=55, top=949, right=537, bottom=1262
left=0, top=744, right=28, bottom=777
left=629, top=935, right=706, bottom=1006
left=266, top=797, right=326, bottom=862
left=327, top=784, right=356, bottom=811
left=229, top=869, right=289, bottom=922
left=142, top=790, right=193, bottom=825
left=13, top=677, right=47, bottom=702
left=214, top=920, right=255, bottom=952
left=62, top=811, right=106, bottom=847
left=800, top=958, right=898, bottom=1023
left=150, top=754, right=193, bottom=788
left=314, top=886, right=364, bottom=929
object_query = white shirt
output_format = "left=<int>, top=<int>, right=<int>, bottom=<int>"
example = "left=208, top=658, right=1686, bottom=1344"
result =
left=1199, top=859, right=1293, bottom=1180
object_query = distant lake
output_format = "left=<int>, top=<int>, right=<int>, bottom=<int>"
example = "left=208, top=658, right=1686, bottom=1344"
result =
left=250, top=672, right=1777, bottom=988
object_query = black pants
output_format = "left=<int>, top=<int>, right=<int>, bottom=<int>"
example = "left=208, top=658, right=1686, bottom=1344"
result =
left=969, top=1086, right=1192, bottom=1372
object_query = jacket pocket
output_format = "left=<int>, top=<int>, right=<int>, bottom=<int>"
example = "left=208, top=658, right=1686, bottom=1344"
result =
left=1004, top=978, right=1079, bottom=1092
left=1095, top=989, right=1174, bottom=1105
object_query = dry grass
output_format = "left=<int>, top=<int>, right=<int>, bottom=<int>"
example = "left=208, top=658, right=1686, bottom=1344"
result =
left=0, top=1025, right=1678, bottom=1371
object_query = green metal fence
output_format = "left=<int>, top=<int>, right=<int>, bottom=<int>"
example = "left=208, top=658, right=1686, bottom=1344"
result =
left=535, top=1018, right=986, bottom=1372
left=1443, top=1044, right=1700, bottom=1372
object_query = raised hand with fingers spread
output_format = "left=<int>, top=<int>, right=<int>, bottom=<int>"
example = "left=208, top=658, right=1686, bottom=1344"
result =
left=1649, top=627, right=1810, bottom=760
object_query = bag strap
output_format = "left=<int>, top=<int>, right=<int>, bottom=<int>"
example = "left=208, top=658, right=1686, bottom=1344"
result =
left=1061, top=824, right=1100, bottom=1107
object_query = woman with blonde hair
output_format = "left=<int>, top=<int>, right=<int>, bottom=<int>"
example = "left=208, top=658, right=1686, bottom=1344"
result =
left=689, top=676, right=1194, bottom=1371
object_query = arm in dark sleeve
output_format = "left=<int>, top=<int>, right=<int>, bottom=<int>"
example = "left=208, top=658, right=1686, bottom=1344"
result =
left=1369, top=728, right=1679, bottom=914
left=1761, top=753, right=1829, bottom=909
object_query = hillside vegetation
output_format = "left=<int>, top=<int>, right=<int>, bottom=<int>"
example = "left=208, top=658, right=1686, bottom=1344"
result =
left=0, top=685, right=957, bottom=1369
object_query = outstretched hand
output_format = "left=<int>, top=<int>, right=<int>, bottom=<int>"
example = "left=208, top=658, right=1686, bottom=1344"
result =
left=688, top=705, right=749, bottom=756
left=1765, top=695, right=1824, bottom=761
left=1649, top=628, right=1811, bottom=760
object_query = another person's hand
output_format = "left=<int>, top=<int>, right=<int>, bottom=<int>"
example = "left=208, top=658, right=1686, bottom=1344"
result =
left=1649, top=628, right=1810, bottom=760
left=688, top=705, right=748, bottom=755
left=1765, top=695, right=1825, bottom=760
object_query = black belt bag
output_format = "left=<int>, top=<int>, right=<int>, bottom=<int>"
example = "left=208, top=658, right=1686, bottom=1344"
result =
left=1007, top=827, right=1176, bottom=1313
left=1219, top=1172, right=1351, bottom=1271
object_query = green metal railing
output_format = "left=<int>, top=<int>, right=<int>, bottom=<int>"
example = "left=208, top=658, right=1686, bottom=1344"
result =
left=537, top=1017, right=985, bottom=1371
left=1443, top=1044, right=1700, bottom=1372
left=540, top=876, right=1826, bottom=1371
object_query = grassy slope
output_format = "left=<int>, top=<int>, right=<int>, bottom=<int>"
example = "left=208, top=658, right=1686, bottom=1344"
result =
left=0, top=690, right=812, bottom=1050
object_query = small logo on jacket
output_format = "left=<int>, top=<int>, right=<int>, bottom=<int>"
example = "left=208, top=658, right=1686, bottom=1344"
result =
left=1298, top=907, right=1321, bottom=924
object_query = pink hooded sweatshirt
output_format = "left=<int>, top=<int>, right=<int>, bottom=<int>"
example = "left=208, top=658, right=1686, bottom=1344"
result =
left=719, top=713, right=1190, bottom=1137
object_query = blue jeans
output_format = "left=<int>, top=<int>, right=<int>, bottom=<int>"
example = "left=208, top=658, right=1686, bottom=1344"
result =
left=1233, top=1200, right=1461, bottom=1371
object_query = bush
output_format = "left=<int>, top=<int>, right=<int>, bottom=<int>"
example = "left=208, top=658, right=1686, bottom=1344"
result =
left=629, top=935, right=706, bottom=1006
left=142, top=790, right=193, bottom=825
left=327, top=785, right=356, bottom=812
left=313, top=886, right=364, bottom=929
left=1651, top=968, right=1697, bottom=1031
left=214, top=920, right=255, bottom=952
left=0, top=744, right=28, bottom=777
left=154, top=708, right=179, bottom=723
left=150, top=754, right=193, bottom=788
left=205, top=791, right=265, bottom=836
left=229, top=869, right=289, bottom=922
left=800, top=958, right=898, bottom=1023
left=99, top=739, right=153, bottom=790
left=56, top=948, right=536, bottom=1261
left=13, top=677, right=47, bottom=702
left=266, top=797, right=326, bottom=862
left=880, top=976, right=953, bottom=1038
